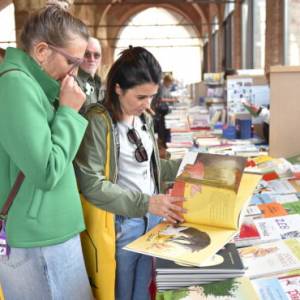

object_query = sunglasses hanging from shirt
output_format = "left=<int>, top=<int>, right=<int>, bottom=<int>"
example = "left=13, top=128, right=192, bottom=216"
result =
left=127, top=128, right=148, bottom=163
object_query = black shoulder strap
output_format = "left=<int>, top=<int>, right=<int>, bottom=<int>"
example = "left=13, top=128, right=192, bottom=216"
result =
left=0, top=68, right=21, bottom=77
left=0, top=68, right=25, bottom=222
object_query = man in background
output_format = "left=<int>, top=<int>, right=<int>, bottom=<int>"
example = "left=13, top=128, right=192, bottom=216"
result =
left=77, top=37, right=103, bottom=114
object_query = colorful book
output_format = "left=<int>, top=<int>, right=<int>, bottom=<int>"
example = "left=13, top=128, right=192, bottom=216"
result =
left=249, top=193, right=300, bottom=205
left=156, top=277, right=259, bottom=299
left=245, top=201, right=300, bottom=219
left=124, top=152, right=261, bottom=267
left=253, top=272, right=300, bottom=300
left=245, top=157, right=293, bottom=178
left=238, top=238, right=300, bottom=279
left=235, top=215, right=300, bottom=247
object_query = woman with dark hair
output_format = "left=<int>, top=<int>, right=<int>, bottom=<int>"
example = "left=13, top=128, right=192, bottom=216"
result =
left=0, top=1, right=93, bottom=299
left=75, top=46, right=185, bottom=300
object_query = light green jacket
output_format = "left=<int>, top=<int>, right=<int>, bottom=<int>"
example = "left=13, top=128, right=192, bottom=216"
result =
left=75, top=104, right=181, bottom=217
left=0, top=47, right=88, bottom=247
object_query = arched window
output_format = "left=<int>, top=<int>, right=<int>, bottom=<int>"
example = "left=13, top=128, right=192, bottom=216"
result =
left=115, top=7, right=202, bottom=84
left=284, top=0, right=300, bottom=65
left=241, top=0, right=266, bottom=69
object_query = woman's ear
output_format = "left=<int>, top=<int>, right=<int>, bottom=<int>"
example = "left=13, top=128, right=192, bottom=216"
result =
left=32, top=42, right=50, bottom=67
left=115, top=83, right=122, bottom=96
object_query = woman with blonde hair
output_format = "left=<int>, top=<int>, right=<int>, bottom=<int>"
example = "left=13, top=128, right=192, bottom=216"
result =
left=0, top=1, right=93, bottom=299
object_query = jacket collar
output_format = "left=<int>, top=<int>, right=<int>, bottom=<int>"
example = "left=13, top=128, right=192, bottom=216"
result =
left=78, top=67, right=101, bottom=85
left=4, top=47, right=60, bottom=103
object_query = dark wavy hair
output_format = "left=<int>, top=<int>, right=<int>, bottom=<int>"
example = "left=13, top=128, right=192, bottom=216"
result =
left=104, top=46, right=162, bottom=122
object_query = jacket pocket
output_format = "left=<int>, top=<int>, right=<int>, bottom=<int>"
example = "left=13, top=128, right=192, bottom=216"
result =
left=27, top=188, right=43, bottom=219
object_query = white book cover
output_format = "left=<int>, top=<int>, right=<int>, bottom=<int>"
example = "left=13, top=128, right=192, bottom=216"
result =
left=238, top=238, right=300, bottom=279
left=255, top=179, right=297, bottom=195
left=269, top=193, right=299, bottom=204
left=254, top=214, right=300, bottom=241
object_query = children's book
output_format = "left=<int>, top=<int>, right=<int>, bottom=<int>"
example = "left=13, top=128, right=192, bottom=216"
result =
left=234, top=214, right=300, bottom=247
left=156, top=277, right=259, bottom=299
left=155, top=243, right=245, bottom=290
left=124, top=152, right=261, bottom=267
left=156, top=243, right=244, bottom=275
left=254, top=178, right=298, bottom=195
left=238, top=238, right=300, bottom=279
left=249, top=193, right=299, bottom=205
left=253, top=272, right=300, bottom=300
left=245, top=201, right=300, bottom=219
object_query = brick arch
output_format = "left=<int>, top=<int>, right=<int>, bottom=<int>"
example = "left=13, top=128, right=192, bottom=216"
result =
left=97, top=2, right=208, bottom=66
left=0, top=0, right=12, bottom=11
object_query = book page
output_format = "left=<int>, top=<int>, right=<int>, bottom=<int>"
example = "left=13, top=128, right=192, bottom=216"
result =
left=175, top=173, right=261, bottom=229
left=177, top=152, right=246, bottom=191
left=124, top=222, right=237, bottom=267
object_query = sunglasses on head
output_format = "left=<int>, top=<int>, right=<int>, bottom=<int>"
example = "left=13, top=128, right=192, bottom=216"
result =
left=84, top=51, right=101, bottom=60
left=127, top=128, right=148, bottom=163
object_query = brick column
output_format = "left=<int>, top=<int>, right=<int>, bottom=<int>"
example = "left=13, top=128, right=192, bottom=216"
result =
left=265, top=0, right=284, bottom=72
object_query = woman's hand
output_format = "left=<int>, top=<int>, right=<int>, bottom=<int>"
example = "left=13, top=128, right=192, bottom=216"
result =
left=59, top=74, right=86, bottom=112
left=148, top=194, right=186, bottom=224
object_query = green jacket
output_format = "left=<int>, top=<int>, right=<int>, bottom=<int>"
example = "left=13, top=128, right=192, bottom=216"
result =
left=77, top=68, right=102, bottom=115
left=75, top=104, right=180, bottom=217
left=0, top=48, right=88, bottom=247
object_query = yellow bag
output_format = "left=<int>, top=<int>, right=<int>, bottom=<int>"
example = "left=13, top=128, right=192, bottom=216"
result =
left=0, top=285, right=4, bottom=300
left=80, top=111, right=116, bottom=300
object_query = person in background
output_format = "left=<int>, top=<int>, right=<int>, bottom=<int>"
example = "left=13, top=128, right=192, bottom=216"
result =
left=75, top=46, right=185, bottom=300
left=0, top=2, right=93, bottom=300
left=242, top=99, right=270, bottom=143
left=77, top=36, right=103, bottom=114
left=161, top=73, right=175, bottom=99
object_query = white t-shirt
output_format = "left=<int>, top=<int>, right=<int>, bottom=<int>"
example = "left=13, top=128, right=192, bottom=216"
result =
left=116, top=116, right=155, bottom=196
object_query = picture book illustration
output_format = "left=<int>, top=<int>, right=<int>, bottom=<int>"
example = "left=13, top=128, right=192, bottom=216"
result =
left=124, top=152, right=261, bottom=266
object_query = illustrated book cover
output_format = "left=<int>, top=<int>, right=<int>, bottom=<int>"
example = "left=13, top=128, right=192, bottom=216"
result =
left=238, top=238, right=300, bottom=279
left=156, top=277, right=259, bottom=300
left=124, top=152, right=261, bottom=267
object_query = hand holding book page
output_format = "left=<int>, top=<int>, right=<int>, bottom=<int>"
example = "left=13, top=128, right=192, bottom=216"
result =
left=124, top=152, right=261, bottom=266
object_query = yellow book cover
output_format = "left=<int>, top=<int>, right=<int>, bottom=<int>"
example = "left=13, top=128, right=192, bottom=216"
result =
left=124, top=152, right=261, bottom=267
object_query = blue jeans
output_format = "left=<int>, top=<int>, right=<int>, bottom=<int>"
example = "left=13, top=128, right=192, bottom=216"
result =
left=0, top=234, right=93, bottom=300
left=115, top=214, right=161, bottom=300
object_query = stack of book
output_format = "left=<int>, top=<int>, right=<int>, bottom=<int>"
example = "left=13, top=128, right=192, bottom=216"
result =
left=156, top=277, right=259, bottom=300
left=155, top=243, right=245, bottom=290
left=117, top=146, right=300, bottom=297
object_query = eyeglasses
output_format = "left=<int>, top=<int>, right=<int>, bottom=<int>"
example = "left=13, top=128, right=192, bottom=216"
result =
left=127, top=128, right=148, bottom=163
left=48, top=44, right=84, bottom=69
left=84, top=51, right=101, bottom=60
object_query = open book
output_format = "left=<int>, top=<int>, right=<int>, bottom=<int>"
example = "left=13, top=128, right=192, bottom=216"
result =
left=124, top=152, right=261, bottom=267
